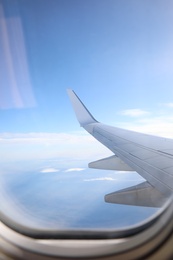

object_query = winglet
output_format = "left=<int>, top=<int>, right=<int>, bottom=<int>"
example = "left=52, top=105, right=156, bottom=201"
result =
left=67, top=89, right=98, bottom=126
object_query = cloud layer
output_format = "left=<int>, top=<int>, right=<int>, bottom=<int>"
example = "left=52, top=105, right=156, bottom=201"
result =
left=120, top=109, right=149, bottom=117
left=118, top=104, right=173, bottom=138
left=64, top=168, right=85, bottom=172
left=40, top=168, right=59, bottom=173
left=164, top=102, right=173, bottom=108
left=84, top=177, right=117, bottom=182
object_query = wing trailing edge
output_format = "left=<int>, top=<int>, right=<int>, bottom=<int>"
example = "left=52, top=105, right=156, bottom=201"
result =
left=89, top=155, right=133, bottom=171
left=105, top=182, right=168, bottom=208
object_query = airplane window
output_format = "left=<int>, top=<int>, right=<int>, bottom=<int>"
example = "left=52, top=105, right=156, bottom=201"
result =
left=0, top=0, right=173, bottom=257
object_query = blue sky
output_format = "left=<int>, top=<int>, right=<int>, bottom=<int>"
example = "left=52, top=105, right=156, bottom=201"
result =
left=0, top=1, right=173, bottom=229
left=0, top=0, right=173, bottom=131
left=0, top=0, right=173, bottom=163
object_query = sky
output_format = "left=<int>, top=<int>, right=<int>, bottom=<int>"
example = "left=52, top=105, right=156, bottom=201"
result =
left=0, top=0, right=173, bottom=231
left=0, top=0, right=173, bottom=162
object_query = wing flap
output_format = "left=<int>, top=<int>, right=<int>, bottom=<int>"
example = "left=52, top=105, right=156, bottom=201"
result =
left=105, top=182, right=168, bottom=207
left=89, top=155, right=133, bottom=171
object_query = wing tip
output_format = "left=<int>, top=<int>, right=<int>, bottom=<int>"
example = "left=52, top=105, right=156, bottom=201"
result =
left=67, top=89, right=98, bottom=126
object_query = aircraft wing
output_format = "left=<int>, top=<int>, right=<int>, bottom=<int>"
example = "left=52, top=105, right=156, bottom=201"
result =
left=67, top=89, right=173, bottom=207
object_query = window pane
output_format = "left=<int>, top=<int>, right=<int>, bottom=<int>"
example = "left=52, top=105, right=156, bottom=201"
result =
left=0, top=0, right=172, bottom=237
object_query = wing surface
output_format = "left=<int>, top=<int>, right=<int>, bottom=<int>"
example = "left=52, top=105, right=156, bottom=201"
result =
left=67, top=89, right=173, bottom=207
left=105, top=181, right=167, bottom=207
left=89, top=155, right=133, bottom=171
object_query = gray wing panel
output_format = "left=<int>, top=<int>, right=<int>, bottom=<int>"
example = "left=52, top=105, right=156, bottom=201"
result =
left=105, top=181, right=168, bottom=207
left=93, top=125, right=173, bottom=196
left=89, top=155, right=133, bottom=171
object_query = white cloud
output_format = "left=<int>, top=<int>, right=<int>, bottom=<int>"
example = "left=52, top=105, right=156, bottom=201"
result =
left=0, top=131, right=110, bottom=163
left=120, top=109, right=149, bottom=117
left=84, top=177, right=117, bottom=182
left=40, top=168, right=59, bottom=173
left=0, top=132, right=94, bottom=145
left=115, top=103, right=173, bottom=138
left=119, top=116, right=173, bottom=138
left=164, top=103, right=173, bottom=108
left=64, top=168, right=85, bottom=172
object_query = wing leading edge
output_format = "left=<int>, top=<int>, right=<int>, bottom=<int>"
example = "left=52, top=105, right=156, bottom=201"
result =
left=67, top=89, right=173, bottom=207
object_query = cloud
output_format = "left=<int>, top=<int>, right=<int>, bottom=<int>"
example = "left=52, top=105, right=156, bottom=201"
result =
left=0, top=131, right=111, bottom=163
left=64, top=168, right=85, bottom=172
left=116, top=103, right=173, bottom=138
left=164, top=103, right=173, bottom=108
left=0, top=132, right=94, bottom=145
left=84, top=177, right=117, bottom=182
left=119, top=116, right=173, bottom=138
left=120, top=109, right=149, bottom=117
left=40, top=168, right=59, bottom=173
